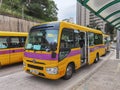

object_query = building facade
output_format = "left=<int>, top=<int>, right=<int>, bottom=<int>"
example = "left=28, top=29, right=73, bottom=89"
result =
left=76, top=2, right=106, bottom=32
left=76, top=2, right=90, bottom=26
left=89, top=12, right=106, bottom=32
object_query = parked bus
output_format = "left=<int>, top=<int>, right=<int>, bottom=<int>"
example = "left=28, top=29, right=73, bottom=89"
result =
left=0, top=31, right=28, bottom=66
left=103, top=34, right=111, bottom=53
left=23, top=21, right=106, bottom=80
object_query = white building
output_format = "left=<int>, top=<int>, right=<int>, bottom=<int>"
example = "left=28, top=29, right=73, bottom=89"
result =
left=76, top=2, right=90, bottom=26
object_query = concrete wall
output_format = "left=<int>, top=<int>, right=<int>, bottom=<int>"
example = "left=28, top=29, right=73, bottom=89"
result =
left=0, top=15, right=39, bottom=32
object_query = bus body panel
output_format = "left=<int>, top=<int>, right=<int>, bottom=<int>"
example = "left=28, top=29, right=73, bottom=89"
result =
left=9, top=48, right=24, bottom=64
left=0, top=49, right=9, bottom=66
left=89, top=46, right=96, bottom=64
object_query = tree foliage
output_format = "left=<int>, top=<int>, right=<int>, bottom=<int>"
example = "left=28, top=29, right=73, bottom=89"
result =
left=2, top=0, right=58, bottom=21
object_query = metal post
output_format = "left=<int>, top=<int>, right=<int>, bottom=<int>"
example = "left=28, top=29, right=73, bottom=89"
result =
left=116, top=29, right=120, bottom=59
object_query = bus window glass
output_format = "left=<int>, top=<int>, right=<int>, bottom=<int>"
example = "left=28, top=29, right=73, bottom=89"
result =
left=94, top=34, right=103, bottom=45
left=74, top=30, right=80, bottom=48
left=25, top=29, right=58, bottom=51
left=88, top=32, right=94, bottom=46
left=59, top=28, right=74, bottom=61
left=99, top=34, right=103, bottom=44
left=19, top=37, right=26, bottom=47
left=0, top=37, right=8, bottom=49
left=60, top=28, right=74, bottom=49
left=10, top=37, right=20, bottom=48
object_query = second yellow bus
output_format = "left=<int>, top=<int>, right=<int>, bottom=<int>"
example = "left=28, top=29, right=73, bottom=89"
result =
left=0, top=31, right=28, bottom=67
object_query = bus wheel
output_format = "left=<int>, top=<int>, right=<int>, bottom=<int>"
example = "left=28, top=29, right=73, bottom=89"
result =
left=63, top=64, right=73, bottom=80
left=0, top=62, right=1, bottom=68
left=94, top=53, right=99, bottom=63
left=104, top=49, right=107, bottom=56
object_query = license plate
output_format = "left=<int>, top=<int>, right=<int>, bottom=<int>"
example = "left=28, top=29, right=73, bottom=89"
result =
left=30, top=69, right=39, bottom=75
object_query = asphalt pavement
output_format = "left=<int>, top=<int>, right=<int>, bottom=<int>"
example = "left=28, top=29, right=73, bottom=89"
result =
left=71, top=49, right=120, bottom=90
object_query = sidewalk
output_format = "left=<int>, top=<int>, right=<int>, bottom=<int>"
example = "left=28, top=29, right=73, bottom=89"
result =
left=72, top=49, right=120, bottom=90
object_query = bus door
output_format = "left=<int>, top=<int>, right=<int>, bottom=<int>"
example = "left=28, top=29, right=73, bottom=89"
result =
left=87, top=32, right=95, bottom=64
left=0, top=37, right=9, bottom=66
left=86, top=32, right=90, bottom=64
left=79, top=32, right=88, bottom=65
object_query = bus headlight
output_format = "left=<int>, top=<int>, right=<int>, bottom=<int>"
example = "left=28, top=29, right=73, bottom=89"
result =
left=46, top=67, right=58, bottom=74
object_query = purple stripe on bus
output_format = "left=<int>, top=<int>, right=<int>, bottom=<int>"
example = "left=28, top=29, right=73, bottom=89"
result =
left=90, top=48, right=94, bottom=52
left=0, top=49, right=24, bottom=55
left=90, top=45, right=106, bottom=52
left=0, top=50, right=9, bottom=55
left=9, top=49, right=24, bottom=53
left=24, top=52, right=58, bottom=60
left=24, top=50, right=81, bottom=60
left=67, top=50, right=81, bottom=57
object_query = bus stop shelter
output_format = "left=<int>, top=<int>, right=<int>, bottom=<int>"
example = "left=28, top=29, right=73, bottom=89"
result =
left=77, top=0, right=120, bottom=59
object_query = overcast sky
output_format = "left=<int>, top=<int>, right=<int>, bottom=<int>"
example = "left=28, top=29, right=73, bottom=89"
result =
left=53, top=0, right=76, bottom=23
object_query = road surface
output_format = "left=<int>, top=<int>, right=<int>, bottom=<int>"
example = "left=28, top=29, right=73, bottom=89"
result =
left=0, top=51, right=113, bottom=90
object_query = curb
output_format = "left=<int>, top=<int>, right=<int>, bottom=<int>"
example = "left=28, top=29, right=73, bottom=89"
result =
left=69, top=50, right=115, bottom=90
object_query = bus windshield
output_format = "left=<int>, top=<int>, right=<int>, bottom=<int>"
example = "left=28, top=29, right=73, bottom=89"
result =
left=25, top=29, right=58, bottom=51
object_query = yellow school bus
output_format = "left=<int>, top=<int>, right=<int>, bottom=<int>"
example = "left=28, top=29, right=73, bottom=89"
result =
left=0, top=31, right=28, bottom=66
left=23, top=21, right=105, bottom=80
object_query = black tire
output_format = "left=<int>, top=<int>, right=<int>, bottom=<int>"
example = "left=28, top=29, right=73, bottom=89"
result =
left=63, top=64, right=73, bottom=80
left=94, top=53, right=99, bottom=63
left=103, top=49, right=107, bottom=56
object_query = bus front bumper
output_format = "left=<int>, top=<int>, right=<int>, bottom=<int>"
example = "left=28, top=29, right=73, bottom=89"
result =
left=23, top=62, right=63, bottom=80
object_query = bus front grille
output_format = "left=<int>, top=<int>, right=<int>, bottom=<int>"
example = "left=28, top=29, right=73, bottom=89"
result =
left=28, top=64, right=43, bottom=70
left=27, top=60, right=45, bottom=65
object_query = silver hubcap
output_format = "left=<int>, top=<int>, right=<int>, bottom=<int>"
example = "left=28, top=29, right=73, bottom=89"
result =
left=66, top=66, right=72, bottom=76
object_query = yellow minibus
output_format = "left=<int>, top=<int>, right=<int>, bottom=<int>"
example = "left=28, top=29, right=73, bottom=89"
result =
left=23, top=21, right=105, bottom=80
left=0, top=31, right=27, bottom=66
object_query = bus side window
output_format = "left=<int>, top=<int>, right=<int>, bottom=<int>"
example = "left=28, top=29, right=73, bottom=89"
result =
left=59, top=28, right=74, bottom=61
left=94, top=34, right=103, bottom=45
left=74, top=30, right=80, bottom=48
left=9, top=37, right=20, bottom=48
left=0, top=37, right=8, bottom=49
left=88, top=32, right=94, bottom=46
left=19, top=37, right=26, bottom=47
left=60, top=28, right=74, bottom=49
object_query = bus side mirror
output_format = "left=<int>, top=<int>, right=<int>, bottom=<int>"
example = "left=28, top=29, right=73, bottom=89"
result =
left=51, top=51, right=56, bottom=58
left=50, top=42, right=57, bottom=51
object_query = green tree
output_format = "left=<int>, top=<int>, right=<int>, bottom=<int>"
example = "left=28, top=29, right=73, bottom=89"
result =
left=1, top=0, right=58, bottom=21
left=22, top=0, right=58, bottom=21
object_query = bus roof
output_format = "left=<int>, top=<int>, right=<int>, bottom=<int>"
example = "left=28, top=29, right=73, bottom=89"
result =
left=0, top=31, right=28, bottom=36
left=60, top=21, right=103, bottom=34
left=31, top=21, right=103, bottom=34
